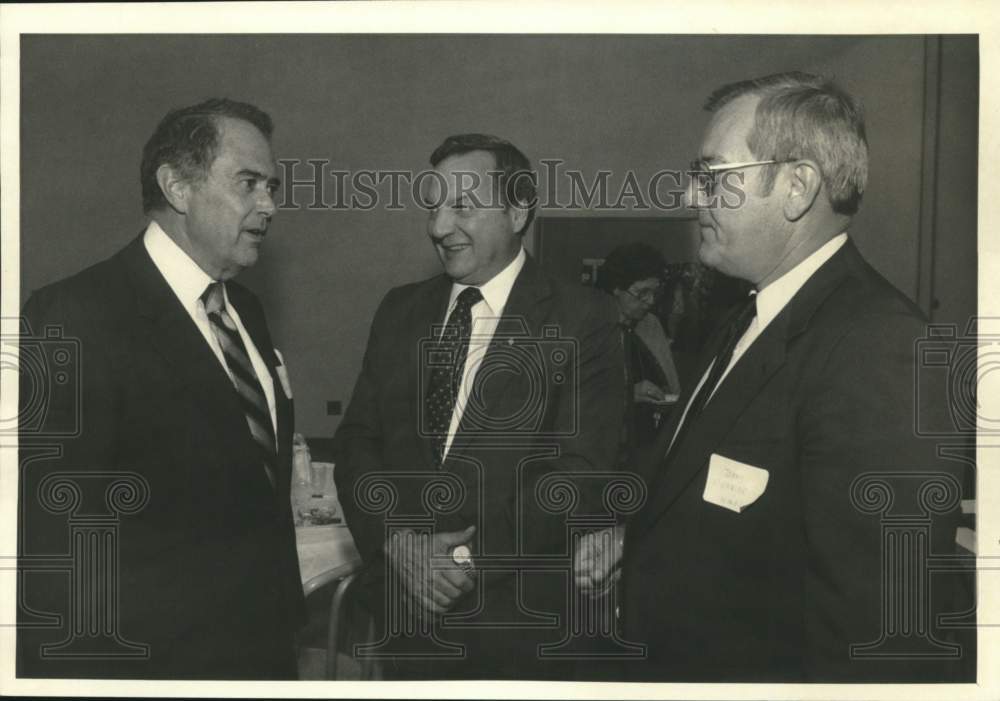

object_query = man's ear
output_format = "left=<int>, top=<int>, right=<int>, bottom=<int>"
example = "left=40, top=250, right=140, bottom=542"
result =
left=156, top=164, right=191, bottom=214
left=507, top=201, right=529, bottom=234
left=782, top=160, right=821, bottom=221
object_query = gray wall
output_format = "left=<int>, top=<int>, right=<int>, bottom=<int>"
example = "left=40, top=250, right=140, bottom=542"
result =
left=20, top=35, right=977, bottom=436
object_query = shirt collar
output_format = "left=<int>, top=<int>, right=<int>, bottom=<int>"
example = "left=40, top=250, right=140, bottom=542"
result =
left=754, top=233, right=848, bottom=332
left=447, top=246, right=527, bottom=317
left=143, top=220, right=218, bottom=313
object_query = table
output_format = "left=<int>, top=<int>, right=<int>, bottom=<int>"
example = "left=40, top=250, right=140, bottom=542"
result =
left=298, top=525, right=362, bottom=596
left=291, top=470, right=362, bottom=594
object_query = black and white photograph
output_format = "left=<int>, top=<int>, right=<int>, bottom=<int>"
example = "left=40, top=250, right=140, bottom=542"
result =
left=1, top=2, right=995, bottom=698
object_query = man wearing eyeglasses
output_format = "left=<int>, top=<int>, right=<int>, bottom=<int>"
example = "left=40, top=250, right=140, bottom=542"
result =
left=574, top=72, right=969, bottom=681
left=595, top=242, right=682, bottom=455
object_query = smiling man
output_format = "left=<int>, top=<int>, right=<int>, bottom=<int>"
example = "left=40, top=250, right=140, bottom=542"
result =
left=18, top=99, right=304, bottom=679
left=575, top=72, right=971, bottom=682
left=334, top=134, right=624, bottom=679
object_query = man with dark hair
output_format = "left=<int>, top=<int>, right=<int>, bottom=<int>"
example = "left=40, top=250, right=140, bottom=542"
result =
left=428, top=133, right=540, bottom=233
left=575, top=72, right=970, bottom=681
left=18, top=98, right=303, bottom=679
left=334, top=133, right=624, bottom=679
left=139, top=98, right=274, bottom=214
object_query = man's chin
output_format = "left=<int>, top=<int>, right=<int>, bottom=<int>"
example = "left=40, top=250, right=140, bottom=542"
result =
left=441, top=259, right=473, bottom=282
left=231, top=250, right=260, bottom=274
left=697, top=242, right=718, bottom=268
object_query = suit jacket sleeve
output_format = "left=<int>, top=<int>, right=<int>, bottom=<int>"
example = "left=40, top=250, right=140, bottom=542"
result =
left=20, top=284, right=119, bottom=532
left=332, top=288, right=398, bottom=564
left=519, top=292, right=625, bottom=555
left=18, top=285, right=122, bottom=675
left=19, top=279, right=304, bottom=678
left=796, top=309, right=962, bottom=681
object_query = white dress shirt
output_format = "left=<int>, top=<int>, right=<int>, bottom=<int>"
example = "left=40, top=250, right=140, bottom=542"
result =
left=667, top=233, right=848, bottom=453
left=441, top=247, right=527, bottom=458
left=143, top=221, right=277, bottom=433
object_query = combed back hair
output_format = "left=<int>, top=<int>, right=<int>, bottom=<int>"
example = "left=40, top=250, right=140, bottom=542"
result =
left=140, top=98, right=274, bottom=214
left=596, top=242, right=667, bottom=294
left=705, top=72, right=868, bottom=215
left=430, top=133, right=538, bottom=234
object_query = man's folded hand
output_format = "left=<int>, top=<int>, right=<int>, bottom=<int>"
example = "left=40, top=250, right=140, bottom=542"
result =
left=573, top=525, right=624, bottom=597
left=386, top=525, right=477, bottom=615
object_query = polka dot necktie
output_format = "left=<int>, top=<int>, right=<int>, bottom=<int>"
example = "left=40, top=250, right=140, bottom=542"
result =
left=424, top=286, right=483, bottom=467
left=202, top=281, right=277, bottom=490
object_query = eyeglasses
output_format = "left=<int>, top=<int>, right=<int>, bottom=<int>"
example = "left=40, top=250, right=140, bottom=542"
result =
left=625, top=286, right=662, bottom=303
left=688, top=158, right=794, bottom=199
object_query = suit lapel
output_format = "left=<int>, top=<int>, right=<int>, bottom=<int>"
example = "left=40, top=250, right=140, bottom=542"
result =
left=121, top=237, right=250, bottom=439
left=446, top=255, right=553, bottom=455
left=635, top=318, right=789, bottom=530
left=632, top=239, right=859, bottom=535
left=120, top=236, right=276, bottom=496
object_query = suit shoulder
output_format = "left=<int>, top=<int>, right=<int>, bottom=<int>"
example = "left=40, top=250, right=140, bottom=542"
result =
left=808, top=255, right=931, bottom=364
left=392, top=271, right=448, bottom=295
left=817, top=250, right=926, bottom=330
left=22, top=251, right=129, bottom=328
left=28, top=252, right=125, bottom=299
left=374, top=274, right=447, bottom=313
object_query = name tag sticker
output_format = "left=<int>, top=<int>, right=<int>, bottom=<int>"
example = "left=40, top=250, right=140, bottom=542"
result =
left=702, top=453, right=769, bottom=513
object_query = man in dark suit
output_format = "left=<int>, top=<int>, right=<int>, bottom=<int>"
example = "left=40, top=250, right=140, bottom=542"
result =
left=17, top=98, right=304, bottom=679
left=574, top=72, right=971, bottom=681
left=333, top=134, right=624, bottom=679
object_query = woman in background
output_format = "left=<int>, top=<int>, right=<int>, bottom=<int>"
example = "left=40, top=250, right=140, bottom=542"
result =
left=597, top=243, right=682, bottom=455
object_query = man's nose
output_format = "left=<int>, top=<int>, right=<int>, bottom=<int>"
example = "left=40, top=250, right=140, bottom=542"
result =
left=684, top=178, right=706, bottom=209
left=428, top=207, right=455, bottom=239
left=258, top=188, right=277, bottom=218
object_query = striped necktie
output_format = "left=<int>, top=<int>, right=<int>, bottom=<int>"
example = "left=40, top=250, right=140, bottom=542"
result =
left=202, top=281, right=277, bottom=490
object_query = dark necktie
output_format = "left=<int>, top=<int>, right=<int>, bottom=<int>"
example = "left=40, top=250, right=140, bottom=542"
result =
left=424, top=286, right=483, bottom=467
left=667, top=293, right=757, bottom=458
left=202, top=282, right=277, bottom=490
